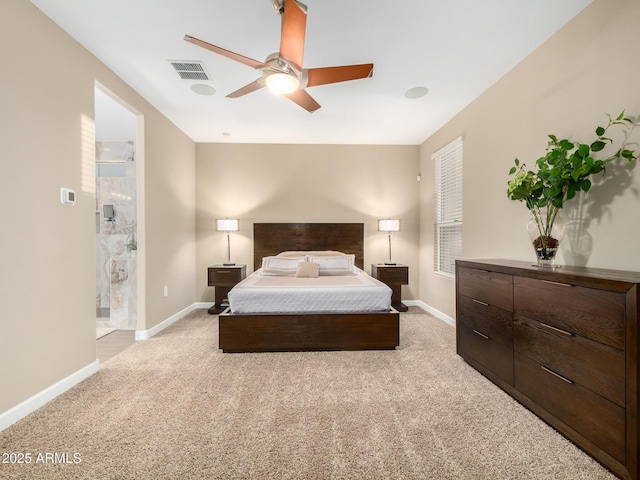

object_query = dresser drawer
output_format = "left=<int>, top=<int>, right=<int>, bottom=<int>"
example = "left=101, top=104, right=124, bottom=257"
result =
left=458, top=267, right=513, bottom=311
left=458, top=295, right=513, bottom=346
left=515, top=352, right=625, bottom=464
left=458, top=323, right=514, bottom=386
left=458, top=295, right=514, bottom=385
left=208, top=267, right=244, bottom=286
left=514, top=315, right=625, bottom=407
left=513, top=276, right=625, bottom=349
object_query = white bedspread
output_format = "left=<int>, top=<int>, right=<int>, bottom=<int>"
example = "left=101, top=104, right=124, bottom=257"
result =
left=228, top=267, right=392, bottom=313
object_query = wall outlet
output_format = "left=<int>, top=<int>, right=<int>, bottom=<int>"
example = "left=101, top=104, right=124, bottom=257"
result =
left=163, top=285, right=168, bottom=297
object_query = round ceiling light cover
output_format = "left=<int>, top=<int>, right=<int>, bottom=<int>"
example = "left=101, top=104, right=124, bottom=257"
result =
left=191, top=84, right=216, bottom=95
left=404, top=86, right=429, bottom=99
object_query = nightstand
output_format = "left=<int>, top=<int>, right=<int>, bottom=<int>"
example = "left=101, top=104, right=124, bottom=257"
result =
left=207, top=264, right=246, bottom=314
left=371, top=264, right=409, bottom=312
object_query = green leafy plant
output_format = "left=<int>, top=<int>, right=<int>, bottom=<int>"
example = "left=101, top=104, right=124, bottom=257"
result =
left=507, top=111, right=638, bottom=254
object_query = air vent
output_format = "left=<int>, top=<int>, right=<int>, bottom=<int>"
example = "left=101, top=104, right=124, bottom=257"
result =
left=169, top=61, right=210, bottom=80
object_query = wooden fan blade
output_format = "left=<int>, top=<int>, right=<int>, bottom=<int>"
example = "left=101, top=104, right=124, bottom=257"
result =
left=285, top=89, right=321, bottom=112
left=184, top=35, right=266, bottom=69
left=279, top=0, right=307, bottom=70
left=305, top=64, right=374, bottom=87
left=226, top=80, right=265, bottom=98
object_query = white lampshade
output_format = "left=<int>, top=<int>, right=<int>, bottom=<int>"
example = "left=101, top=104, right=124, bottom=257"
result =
left=265, top=72, right=299, bottom=94
left=216, top=218, right=239, bottom=232
left=378, top=219, right=400, bottom=232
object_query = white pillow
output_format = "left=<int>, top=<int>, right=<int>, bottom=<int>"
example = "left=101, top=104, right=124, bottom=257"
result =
left=261, top=256, right=306, bottom=276
left=308, top=254, right=355, bottom=276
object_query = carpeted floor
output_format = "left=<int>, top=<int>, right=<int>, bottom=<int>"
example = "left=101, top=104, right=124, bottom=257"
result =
left=0, top=308, right=615, bottom=479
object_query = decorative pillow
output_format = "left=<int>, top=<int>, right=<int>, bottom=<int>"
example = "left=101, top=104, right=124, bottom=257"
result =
left=277, top=251, right=309, bottom=257
left=308, top=254, right=356, bottom=275
left=261, top=256, right=306, bottom=276
left=295, top=262, right=320, bottom=278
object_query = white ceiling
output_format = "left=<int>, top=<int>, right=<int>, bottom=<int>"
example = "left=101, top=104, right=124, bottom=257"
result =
left=32, top=0, right=593, bottom=145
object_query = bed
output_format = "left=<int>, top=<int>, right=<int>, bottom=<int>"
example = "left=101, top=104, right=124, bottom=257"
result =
left=218, top=223, right=400, bottom=353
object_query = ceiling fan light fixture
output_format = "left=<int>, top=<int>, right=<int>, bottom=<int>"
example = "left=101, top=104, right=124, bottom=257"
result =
left=184, top=0, right=371, bottom=112
left=265, top=72, right=299, bottom=94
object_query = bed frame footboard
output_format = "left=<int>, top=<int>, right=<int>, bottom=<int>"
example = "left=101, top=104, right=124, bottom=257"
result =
left=218, top=309, right=399, bottom=353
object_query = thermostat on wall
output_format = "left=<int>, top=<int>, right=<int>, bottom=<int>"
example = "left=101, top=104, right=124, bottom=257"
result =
left=60, top=188, right=76, bottom=205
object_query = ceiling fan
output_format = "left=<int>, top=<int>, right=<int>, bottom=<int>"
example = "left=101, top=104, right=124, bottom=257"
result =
left=184, top=0, right=374, bottom=112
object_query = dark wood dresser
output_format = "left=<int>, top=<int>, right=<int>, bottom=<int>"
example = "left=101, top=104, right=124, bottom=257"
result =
left=455, top=259, right=639, bottom=480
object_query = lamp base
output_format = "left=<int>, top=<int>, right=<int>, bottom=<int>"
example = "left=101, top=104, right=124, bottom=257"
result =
left=223, top=262, right=236, bottom=266
left=384, top=262, right=397, bottom=265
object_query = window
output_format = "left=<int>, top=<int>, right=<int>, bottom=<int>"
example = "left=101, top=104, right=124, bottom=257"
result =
left=434, top=136, right=463, bottom=276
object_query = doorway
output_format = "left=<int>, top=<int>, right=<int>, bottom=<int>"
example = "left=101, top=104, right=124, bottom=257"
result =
left=94, top=86, right=138, bottom=339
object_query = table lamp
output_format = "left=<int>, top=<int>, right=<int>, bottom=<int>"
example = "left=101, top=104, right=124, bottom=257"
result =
left=216, top=218, right=239, bottom=266
left=378, top=219, right=400, bottom=265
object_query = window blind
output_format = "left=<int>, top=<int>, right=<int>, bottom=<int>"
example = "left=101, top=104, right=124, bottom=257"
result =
left=434, top=136, right=463, bottom=276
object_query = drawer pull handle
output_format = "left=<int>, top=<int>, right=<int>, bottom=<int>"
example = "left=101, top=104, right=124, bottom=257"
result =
left=541, top=280, right=573, bottom=287
left=541, top=366, right=574, bottom=384
left=539, top=322, right=573, bottom=336
left=472, top=329, right=490, bottom=340
left=216, top=271, right=232, bottom=274
left=472, top=299, right=489, bottom=307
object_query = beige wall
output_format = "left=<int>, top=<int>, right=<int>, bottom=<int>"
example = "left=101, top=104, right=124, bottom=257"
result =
left=196, top=143, right=420, bottom=301
left=0, top=1, right=196, bottom=416
left=419, top=0, right=640, bottom=319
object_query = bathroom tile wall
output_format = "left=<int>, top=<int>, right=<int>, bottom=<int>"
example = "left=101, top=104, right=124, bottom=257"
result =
left=95, top=141, right=137, bottom=330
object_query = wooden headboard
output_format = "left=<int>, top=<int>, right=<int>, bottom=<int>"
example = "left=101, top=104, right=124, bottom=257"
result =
left=253, top=223, right=364, bottom=270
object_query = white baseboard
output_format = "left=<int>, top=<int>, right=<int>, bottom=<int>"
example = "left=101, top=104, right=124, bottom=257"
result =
left=0, top=360, right=99, bottom=432
left=403, top=300, right=456, bottom=328
left=135, top=303, right=200, bottom=340
left=194, top=302, right=214, bottom=309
